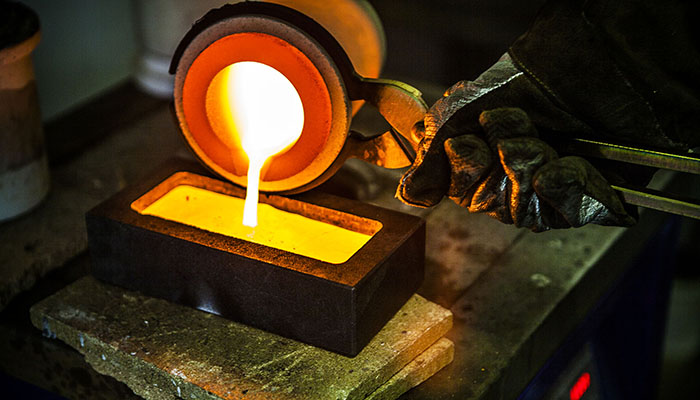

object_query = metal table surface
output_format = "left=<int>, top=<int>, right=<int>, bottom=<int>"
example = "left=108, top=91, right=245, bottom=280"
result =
left=0, top=81, right=676, bottom=399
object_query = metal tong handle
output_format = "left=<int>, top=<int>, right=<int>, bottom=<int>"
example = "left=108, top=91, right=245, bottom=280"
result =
left=343, top=78, right=428, bottom=168
left=554, top=137, right=700, bottom=219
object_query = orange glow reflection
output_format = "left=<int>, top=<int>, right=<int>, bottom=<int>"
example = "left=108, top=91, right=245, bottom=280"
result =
left=206, top=62, right=304, bottom=227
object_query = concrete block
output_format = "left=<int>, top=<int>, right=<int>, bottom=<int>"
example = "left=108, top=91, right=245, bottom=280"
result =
left=31, top=277, right=452, bottom=400
left=367, top=337, right=454, bottom=400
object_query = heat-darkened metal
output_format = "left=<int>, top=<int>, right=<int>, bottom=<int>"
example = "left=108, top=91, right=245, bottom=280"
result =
left=87, top=159, right=425, bottom=356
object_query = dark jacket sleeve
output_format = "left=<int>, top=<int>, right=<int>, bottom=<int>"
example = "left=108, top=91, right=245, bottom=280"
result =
left=508, top=0, right=700, bottom=151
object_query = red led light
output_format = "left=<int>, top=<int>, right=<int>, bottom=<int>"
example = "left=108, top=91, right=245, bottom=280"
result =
left=569, top=372, right=590, bottom=400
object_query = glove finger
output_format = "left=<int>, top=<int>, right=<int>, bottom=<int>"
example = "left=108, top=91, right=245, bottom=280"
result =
left=479, top=107, right=539, bottom=149
left=398, top=84, right=484, bottom=207
left=462, top=109, right=545, bottom=224
left=443, top=134, right=492, bottom=206
left=497, top=136, right=558, bottom=230
left=533, top=156, right=636, bottom=227
left=467, top=173, right=513, bottom=224
left=397, top=135, right=450, bottom=207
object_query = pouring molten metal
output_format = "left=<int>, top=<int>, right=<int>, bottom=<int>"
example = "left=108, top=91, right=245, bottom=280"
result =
left=206, top=61, right=304, bottom=227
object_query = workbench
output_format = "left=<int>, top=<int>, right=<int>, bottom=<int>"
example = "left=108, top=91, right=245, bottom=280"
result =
left=0, top=82, right=678, bottom=399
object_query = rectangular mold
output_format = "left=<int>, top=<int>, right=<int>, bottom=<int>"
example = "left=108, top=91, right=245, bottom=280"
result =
left=132, top=176, right=383, bottom=265
left=87, top=159, right=425, bottom=356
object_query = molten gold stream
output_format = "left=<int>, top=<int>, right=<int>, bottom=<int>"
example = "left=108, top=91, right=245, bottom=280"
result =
left=207, top=61, right=305, bottom=227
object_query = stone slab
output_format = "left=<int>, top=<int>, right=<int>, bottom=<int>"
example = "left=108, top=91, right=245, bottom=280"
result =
left=30, top=277, right=453, bottom=400
left=367, top=338, right=454, bottom=400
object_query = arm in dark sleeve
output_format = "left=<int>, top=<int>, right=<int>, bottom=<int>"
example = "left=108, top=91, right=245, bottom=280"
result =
left=509, top=0, right=700, bottom=151
left=397, top=0, right=699, bottom=231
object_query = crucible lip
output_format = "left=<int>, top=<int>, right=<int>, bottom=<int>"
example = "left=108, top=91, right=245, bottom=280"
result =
left=92, top=159, right=423, bottom=288
left=173, top=6, right=351, bottom=194
left=183, top=32, right=333, bottom=183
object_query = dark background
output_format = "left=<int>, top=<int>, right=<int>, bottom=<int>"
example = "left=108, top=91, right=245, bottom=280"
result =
left=371, top=0, right=546, bottom=87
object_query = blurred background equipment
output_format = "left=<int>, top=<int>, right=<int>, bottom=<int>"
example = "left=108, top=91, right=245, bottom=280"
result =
left=0, top=1, right=49, bottom=222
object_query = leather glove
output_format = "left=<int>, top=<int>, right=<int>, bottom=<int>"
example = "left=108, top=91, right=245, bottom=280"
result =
left=397, top=0, right=700, bottom=231
left=445, top=107, right=635, bottom=230
left=397, top=54, right=634, bottom=231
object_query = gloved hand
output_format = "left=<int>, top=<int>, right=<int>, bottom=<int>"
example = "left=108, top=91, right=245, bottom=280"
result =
left=397, top=0, right=700, bottom=231
left=397, top=54, right=634, bottom=231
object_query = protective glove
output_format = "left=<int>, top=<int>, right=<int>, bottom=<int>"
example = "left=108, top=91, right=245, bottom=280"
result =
left=397, top=55, right=635, bottom=231
left=397, top=0, right=700, bottom=231
left=444, top=107, right=636, bottom=230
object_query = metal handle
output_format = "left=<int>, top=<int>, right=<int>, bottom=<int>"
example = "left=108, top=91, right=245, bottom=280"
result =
left=552, top=138, right=700, bottom=174
left=343, top=78, right=427, bottom=169
left=612, top=184, right=700, bottom=220
left=554, top=137, right=700, bottom=219
left=356, top=77, right=428, bottom=149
